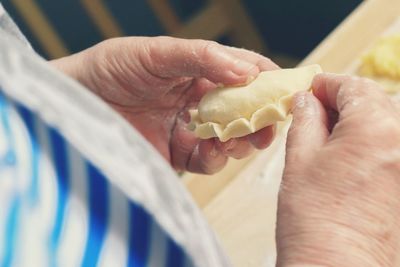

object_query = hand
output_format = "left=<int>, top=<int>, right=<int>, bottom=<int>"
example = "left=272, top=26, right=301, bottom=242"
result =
left=51, top=37, right=278, bottom=174
left=277, top=74, right=400, bottom=266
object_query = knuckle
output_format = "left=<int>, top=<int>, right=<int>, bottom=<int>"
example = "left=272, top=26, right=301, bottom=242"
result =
left=338, top=79, right=389, bottom=114
left=341, top=111, right=400, bottom=144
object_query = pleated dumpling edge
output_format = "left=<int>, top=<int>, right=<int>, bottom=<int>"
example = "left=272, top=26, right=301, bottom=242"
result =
left=188, top=64, right=323, bottom=142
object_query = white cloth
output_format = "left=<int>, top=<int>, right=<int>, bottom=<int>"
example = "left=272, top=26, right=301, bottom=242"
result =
left=0, top=4, right=230, bottom=267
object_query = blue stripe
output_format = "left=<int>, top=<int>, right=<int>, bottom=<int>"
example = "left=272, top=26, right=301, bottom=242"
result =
left=81, top=164, right=109, bottom=267
left=48, top=128, right=69, bottom=267
left=127, top=204, right=151, bottom=267
left=166, top=238, right=185, bottom=267
left=0, top=93, right=20, bottom=267
left=16, top=105, right=40, bottom=205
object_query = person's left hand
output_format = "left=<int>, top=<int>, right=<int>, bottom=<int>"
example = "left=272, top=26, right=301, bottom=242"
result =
left=51, top=37, right=278, bottom=174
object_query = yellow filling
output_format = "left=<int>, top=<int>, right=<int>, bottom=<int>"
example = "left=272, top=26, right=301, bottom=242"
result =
left=360, top=35, right=400, bottom=93
left=361, top=35, right=400, bottom=79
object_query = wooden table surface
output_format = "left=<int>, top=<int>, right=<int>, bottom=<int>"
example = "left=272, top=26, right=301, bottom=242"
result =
left=184, top=0, right=400, bottom=266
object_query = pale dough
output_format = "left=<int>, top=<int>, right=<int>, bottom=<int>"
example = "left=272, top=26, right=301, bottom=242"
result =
left=188, top=64, right=322, bottom=142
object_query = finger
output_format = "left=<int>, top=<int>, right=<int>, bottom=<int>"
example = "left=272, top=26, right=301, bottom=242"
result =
left=170, top=117, right=228, bottom=174
left=186, top=139, right=228, bottom=174
left=169, top=114, right=199, bottom=171
left=286, top=92, right=329, bottom=163
left=184, top=78, right=217, bottom=106
left=215, top=137, right=254, bottom=159
left=312, top=74, right=389, bottom=116
left=226, top=46, right=280, bottom=71
left=312, top=73, right=352, bottom=109
left=144, top=37, right=263, bottom=85
left=248, top=125, right=276, bottom=149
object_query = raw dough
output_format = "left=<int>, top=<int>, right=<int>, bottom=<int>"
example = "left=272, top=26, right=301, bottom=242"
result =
left=188, top=64, right=322, bottom=142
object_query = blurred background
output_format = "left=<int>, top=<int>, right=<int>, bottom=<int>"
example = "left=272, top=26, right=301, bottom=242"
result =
left=2, top=0, right=362, bottom=67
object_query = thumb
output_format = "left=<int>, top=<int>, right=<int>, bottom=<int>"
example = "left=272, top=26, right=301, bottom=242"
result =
left=143, top=37, right=266, bottom=85
left=286, top=92, right=329, bottom=164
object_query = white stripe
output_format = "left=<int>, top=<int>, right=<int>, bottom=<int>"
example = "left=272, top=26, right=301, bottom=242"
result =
left=147, top=221, right=168, bottom=267
left=19, top=118, right=57, bottom=267
left=10, top=105, right=31, bottom=195
left=0, top=103, right=7, bottom=155
left=98, top=187, right=129, bottom=267
left=58, top=146, right=89, bottom=267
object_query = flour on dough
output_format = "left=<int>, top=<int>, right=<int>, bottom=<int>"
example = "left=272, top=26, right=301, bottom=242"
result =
left=188, top=64, right=322, bottom=142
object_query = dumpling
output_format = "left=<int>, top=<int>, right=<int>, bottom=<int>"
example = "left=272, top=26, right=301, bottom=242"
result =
left=188, top=64, right=322, bottom=142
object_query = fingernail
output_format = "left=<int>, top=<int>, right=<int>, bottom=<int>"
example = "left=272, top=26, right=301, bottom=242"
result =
left=235, top=60, right=255, bottom=72
left=233, top=60, right=259, bottom=77
left=246, top=75, right=255, bottom=84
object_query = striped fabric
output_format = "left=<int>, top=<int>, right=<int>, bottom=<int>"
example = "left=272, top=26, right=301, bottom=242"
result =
left=0, top=91, right=194, bottom=267
left=0, top=3, right=231, bottom=267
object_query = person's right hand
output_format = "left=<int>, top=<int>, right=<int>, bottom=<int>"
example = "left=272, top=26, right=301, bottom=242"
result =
left=277, top=74, right=400, bottom=266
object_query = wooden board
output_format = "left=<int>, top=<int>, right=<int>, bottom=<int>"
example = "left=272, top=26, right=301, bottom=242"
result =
left=185, top=0, right=400, bottom=266
left=302, top=0, right=400, bottom=73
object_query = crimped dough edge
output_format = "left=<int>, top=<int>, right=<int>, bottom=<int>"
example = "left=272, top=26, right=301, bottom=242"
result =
left=188, top=95, right=292, bottom=142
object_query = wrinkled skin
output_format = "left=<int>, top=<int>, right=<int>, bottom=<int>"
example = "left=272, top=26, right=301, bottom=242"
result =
left=51, top=36, right=400, bottom=265
left=51, top=36, right=278, bottom=174
left=277, top=74, right=400, bottom=267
